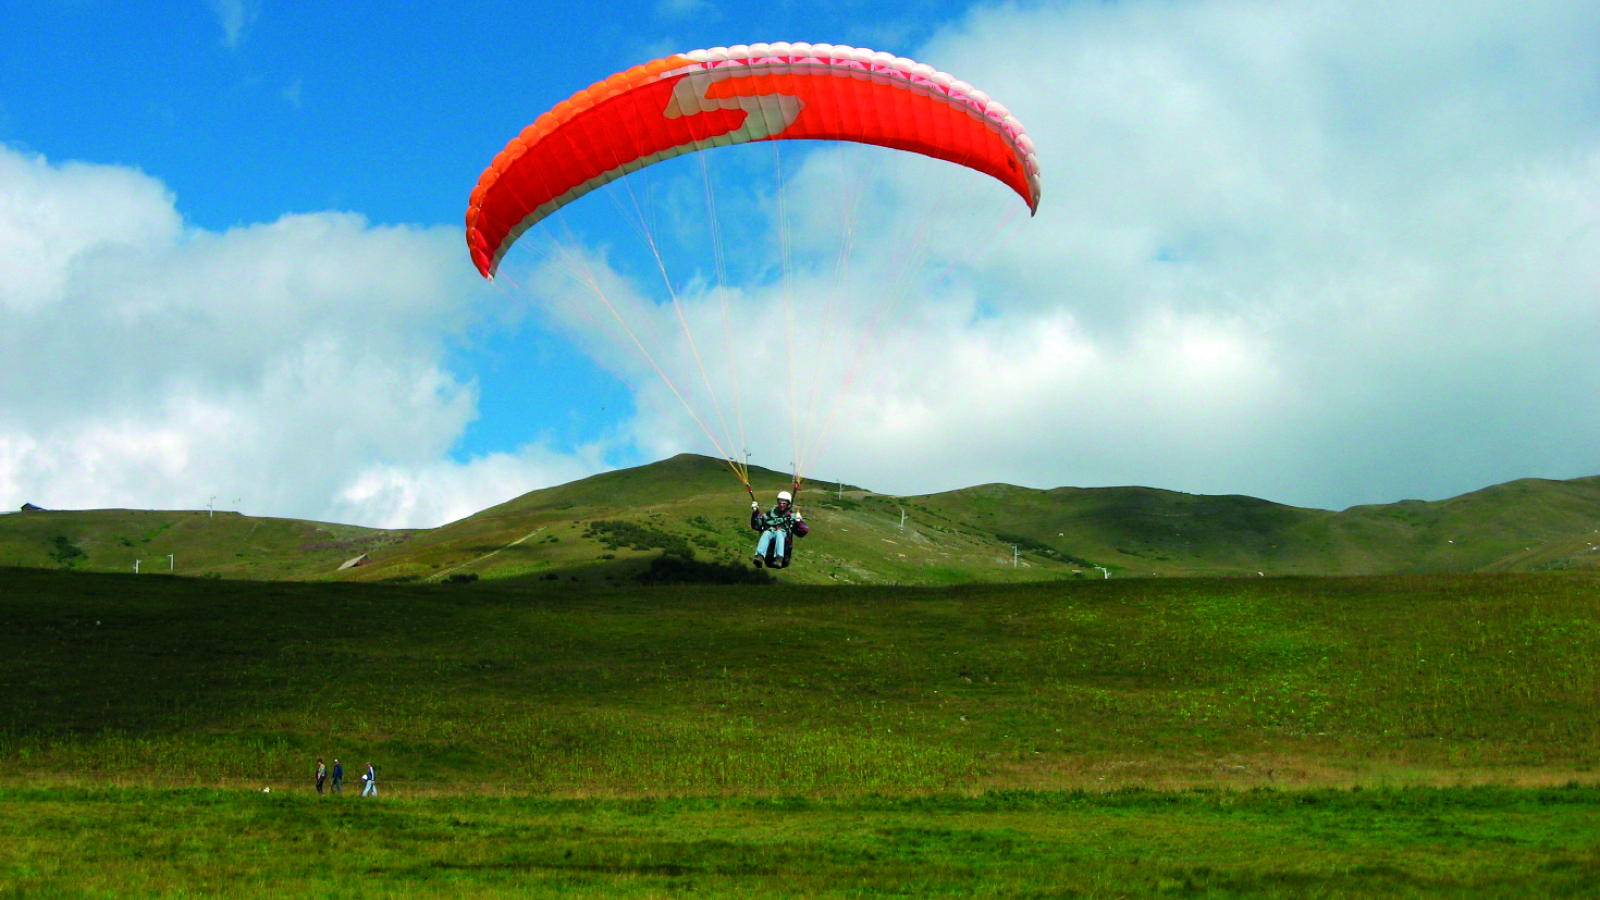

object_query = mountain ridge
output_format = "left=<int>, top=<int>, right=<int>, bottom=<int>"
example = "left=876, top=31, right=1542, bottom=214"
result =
left=4, top=455, right=1598, bottom=583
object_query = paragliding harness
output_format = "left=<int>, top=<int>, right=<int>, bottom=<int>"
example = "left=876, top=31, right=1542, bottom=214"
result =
left=749, top=483, right=808, bottom=570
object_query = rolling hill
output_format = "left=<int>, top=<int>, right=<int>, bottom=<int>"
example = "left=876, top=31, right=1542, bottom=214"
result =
left=915, top=473, right=1600, bottom=578
left=0, top=507, right=413, bottom=580
left=4, top=454, right=1599, bottom=584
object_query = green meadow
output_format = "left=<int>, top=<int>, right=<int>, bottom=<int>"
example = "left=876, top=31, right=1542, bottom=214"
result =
left=4, top=566, right=1598, bottom=896
left=5, top=786, right=1600, bottom=898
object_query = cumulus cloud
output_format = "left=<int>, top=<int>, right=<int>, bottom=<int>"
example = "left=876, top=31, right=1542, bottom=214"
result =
left=894, top=0, right=1600, bottom=507
left=330, top=441, right=610, bottom=530
left=0, top=146, right=605, bottom=526
left=503, top=0, right=1600, bottom=509
left=208, top=0, right=261, bottom=49
left=7, top=0, right=1598, bottom=529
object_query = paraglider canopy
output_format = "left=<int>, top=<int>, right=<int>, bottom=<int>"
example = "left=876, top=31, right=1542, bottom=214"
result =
left=464, top=42, right=1042, bottom=498
left=466, top=42, right=1042, bottom=279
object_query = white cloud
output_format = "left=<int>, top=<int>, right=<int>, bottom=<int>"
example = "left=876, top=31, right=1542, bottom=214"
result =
left=898, top=0, right=1600, bottom=507
left=8, top=0, right=1599, bottom=531
left=497, top=0, right=1600, bottom=510
left=0, top=150, right=181, bottom=312
left=207, top=0, right=261, bottom=49
left=330, top=442, right=609, bottom=530
left=0, top=146, right=606, bottom=527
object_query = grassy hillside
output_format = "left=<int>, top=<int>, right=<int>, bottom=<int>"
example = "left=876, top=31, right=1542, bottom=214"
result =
left=334, top=455, right=1076, bottom=586
left=3, top=566, right=1596, bottom=794
left=0, top=507, right=412, bottom=579
left=340, top=457, right=1600, bottom=584
left=5, top=456, right=1598, bottom=584
left=913, top=483, right=1319, bottom=577
left=914, top=475, right=1600, bottom=578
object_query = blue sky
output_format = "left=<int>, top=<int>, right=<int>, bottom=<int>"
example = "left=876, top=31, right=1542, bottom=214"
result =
left=3, top=1, right=971, bottom=230
left=1, top=0, right=988, bottom=482
left=3, top=0, right=1598, bottom=527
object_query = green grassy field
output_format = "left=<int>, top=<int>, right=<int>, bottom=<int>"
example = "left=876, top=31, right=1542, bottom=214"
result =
left=5, top=567, right=1599, bottom=896
left=5, top=567, right=1598, bottom=791
left=5, top=786, right=1599, bottom=898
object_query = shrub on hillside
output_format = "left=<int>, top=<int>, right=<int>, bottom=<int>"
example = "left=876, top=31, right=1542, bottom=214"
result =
left=584, top=520, right=695, bottom=558
left=301, top=531, right=412, bottom=554
left=48, top=535, right=86, bottom=568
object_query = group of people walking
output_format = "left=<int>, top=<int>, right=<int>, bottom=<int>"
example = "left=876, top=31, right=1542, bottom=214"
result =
left=314, top=758, right=377, bottom=797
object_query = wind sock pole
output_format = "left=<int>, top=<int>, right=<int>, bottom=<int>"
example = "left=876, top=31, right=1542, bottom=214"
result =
left=742, top=448, right=759, bottom=507
left=730, top=446, right=757, bottom=508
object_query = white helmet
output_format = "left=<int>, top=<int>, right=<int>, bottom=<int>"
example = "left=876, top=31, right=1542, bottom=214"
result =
left=777, top=491, right=792, bottom=503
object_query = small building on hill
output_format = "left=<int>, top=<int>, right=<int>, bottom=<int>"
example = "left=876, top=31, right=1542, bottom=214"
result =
left=20, top=503, right=44, bottom=512
left=338, top=554, right=372, bottom=570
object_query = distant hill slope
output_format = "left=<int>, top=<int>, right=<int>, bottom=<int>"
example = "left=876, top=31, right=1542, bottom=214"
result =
left=336, top=456, right=1600, bottom=584
left=915, top=475, right=1600, bottom=577
left=335, top=454, right=1072, bottom=586
left=4, top=456, right=1598, bottom=583
left=0, top=508, right=412, bottom=579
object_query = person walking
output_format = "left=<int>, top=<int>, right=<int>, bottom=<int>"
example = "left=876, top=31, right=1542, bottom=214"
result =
left=361, top=761, right=378, bottom=797
left=315, top=758, right=327, bottom=796
left=331, top=759, right=343, bottom=795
